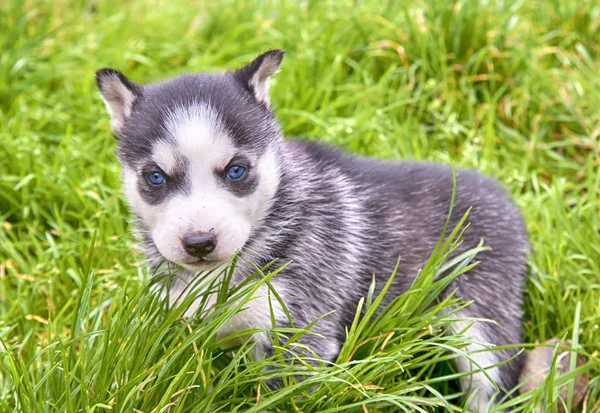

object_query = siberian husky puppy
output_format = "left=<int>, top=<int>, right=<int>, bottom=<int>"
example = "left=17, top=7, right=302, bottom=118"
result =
left=96, top=50, right=529, bottom=411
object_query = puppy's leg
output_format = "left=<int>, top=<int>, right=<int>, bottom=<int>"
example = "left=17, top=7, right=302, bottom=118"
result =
left=215, top=285, right=343, bottom=389
left=215, top=283, right=286, bottom=361
left=450, top=311, right=522, bottom=412
left=450, top=315, right=500, bottom=411
left=214, top=279, right=343, bottom=359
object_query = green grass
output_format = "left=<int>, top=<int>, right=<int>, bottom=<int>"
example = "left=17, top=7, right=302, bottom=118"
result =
left=0, top=0, right=599, bottom=411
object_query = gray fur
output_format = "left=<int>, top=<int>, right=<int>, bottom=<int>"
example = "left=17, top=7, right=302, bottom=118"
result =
left=96, top=50, right=529, bottom=411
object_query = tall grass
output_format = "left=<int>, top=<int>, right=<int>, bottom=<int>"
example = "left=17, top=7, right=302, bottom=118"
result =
left=0, top=0, right=598, bottom=411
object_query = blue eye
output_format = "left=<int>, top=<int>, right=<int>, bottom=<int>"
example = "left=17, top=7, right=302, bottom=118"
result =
left=146, top=171, right=166, bottom=185
left=226, top=165, right=246, bottom=180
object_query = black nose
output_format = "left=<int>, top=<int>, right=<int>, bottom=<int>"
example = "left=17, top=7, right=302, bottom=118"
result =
left=182, top=232, right=217, bottom=258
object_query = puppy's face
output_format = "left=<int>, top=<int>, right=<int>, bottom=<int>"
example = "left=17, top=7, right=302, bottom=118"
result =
left=96, top=51, right=284, bottom=272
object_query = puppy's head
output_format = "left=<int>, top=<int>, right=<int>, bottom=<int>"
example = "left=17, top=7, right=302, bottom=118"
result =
left=96, top=50, right=284, bottom=272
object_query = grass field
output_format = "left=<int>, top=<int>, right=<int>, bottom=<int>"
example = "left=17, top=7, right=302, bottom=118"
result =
left=1, top=0, right=599, bottom=411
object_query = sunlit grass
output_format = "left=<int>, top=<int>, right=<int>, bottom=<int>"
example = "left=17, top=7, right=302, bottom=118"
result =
left=0, top=0, right=598, bottom=411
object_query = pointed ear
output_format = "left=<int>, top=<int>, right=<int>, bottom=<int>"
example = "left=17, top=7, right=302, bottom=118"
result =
left=95, top=68, right=141, bottom=133
left=234, top=49, right=284, bottom=106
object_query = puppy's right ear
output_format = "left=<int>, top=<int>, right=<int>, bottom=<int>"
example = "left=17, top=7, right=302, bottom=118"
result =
left=95, top=68, right=141, bottom=134
left=234, top=49, right=284, bottom=107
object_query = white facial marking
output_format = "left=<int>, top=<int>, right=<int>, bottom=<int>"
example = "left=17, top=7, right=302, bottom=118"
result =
left=152, top=141, right=178, bottom=176
left=165, top=103, right=235, bottom=167
left=122, top=166, right=148, bottom=220
left=124, top=102, right=280, bottom=272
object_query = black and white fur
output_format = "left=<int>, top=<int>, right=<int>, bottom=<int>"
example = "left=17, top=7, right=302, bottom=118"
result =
left=96, top=50, right=529, bottom=411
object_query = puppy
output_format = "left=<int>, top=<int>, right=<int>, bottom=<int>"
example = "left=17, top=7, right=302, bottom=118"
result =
left=96, top=50, right=529, bottom=410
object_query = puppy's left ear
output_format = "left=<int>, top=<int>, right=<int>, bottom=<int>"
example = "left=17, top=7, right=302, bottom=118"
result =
left=234, top=49, right=284, bottom=106
left=95, top=68, right=142, bottom=134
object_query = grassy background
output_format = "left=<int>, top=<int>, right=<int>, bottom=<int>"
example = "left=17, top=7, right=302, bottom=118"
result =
left=0, top=0, right=599, bottom=411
